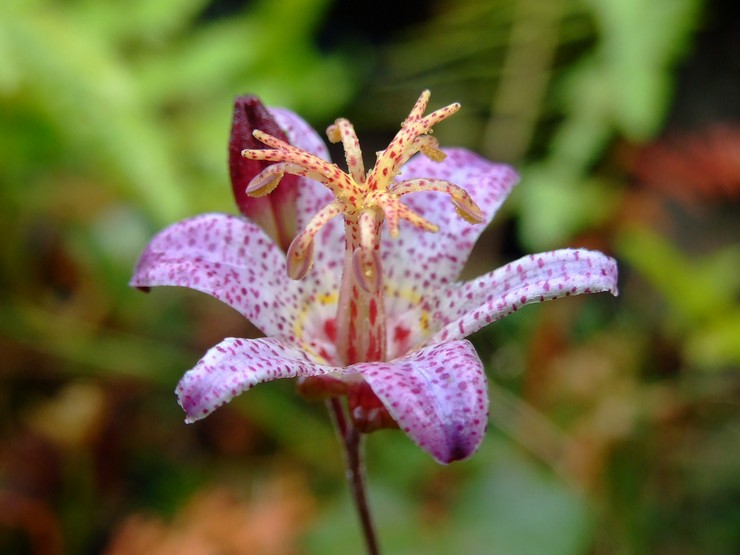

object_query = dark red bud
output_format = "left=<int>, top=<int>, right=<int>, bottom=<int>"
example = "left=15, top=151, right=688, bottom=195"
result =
left=228, top=95, right=299, bottom=250
left=229, top=96, right=291, bottom=215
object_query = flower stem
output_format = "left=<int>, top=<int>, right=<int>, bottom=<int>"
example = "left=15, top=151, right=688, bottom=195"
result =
left=327, top=398, right=381, bottom=555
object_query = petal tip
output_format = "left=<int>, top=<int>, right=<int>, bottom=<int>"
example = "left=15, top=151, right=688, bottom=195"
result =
left=430, top=420, right=487, bottom=464
left=129, top=279, right=151, bottom=293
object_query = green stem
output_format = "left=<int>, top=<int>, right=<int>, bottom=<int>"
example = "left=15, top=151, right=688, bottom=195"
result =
left=327, top=398, right=381, bottom=555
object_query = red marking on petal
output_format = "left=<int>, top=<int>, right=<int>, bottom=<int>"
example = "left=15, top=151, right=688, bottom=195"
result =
left=324, top=317, right=337, bottom=343
left=369, top=298, right=377, bottom=326
left=368, top=334, right=381, bottom=361
left=393, top=325, right=411, bottom=345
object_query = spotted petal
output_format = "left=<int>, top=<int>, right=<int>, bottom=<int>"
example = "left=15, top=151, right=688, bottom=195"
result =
left=130, top=214, right=292, bottom=336
left=426, top=249, right=619, bottom=345
left=177, top=337, right=336, bottom=422
left=130, top=212, right=343, bottom=362
left=382, top=148, right=518, bottom=357
left=353, top=340, right=488, bottom=464
left=270, top=107, right=345, bottom=275
left=383, top=147, right=518, bottom=286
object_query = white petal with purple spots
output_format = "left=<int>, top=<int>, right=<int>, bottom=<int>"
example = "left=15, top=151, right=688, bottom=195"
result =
left=426, top=249, right=619, bottom=345
left=177, top=337, right=337, bottom=422
left=381, top=149, right=518, bottom=357
left=129, top=214, right=297, bottom=337
left=353, top=340, right=488, bottom=464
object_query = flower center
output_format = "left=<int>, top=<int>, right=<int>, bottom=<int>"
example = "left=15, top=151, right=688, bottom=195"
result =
left=241, top=90, right=483, bottom=364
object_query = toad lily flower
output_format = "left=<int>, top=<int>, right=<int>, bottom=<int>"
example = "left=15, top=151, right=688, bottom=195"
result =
left=131, top=91, right=618, bottom=464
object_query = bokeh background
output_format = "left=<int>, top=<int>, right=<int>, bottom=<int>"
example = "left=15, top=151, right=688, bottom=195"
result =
left=1, top=0, right=738, bottom=553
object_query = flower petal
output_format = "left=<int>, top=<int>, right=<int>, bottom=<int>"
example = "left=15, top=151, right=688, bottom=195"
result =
left=130, top=213, right=343, bottom=363
left=177, top=337, right=336, bottom=422
left=427, top=249, right=619, bottom=344
left=353, top=340, right=488, bottom=464
left=383, top=147, right=518, bottom=284
left=382, top=148, right=518, bottom=357
left=130, top=213, right=289, bottom=335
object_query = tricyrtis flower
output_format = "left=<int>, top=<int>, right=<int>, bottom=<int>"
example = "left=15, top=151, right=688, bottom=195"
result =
left=131, top=91, right=618, bottom=464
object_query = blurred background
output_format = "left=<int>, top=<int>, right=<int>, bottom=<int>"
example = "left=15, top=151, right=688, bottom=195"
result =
left=1, top=0, right=738, bottom=553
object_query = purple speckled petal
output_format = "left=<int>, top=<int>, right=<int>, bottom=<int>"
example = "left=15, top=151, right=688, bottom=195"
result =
left=353, top=340, right=488, bottom=464
left=382, top=148, right=518, bottom=358
left=426, top=249, right=619, bottom=345
left=384, top=148, right=517, bottom=282
left=131, top=213, right=294, bottom=337
left=177, top=337, right=336, bottom=422
left=130, top=212, right=344, bottom=363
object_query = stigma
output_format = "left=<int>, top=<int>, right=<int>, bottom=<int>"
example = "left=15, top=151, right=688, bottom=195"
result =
left=241, top=90, right=484, bottom=289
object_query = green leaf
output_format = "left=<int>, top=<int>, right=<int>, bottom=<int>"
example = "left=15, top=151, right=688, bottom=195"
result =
left=618, top=227, right=738, bottom=325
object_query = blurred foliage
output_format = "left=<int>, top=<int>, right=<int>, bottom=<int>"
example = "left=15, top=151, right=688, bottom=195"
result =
left=1, top=0, right=739, bottom=554
left=619, top=226, right=740, bottom=369
left=0, top=0, right=351, bottom=224
left=356, top=0, right=702, bottom=249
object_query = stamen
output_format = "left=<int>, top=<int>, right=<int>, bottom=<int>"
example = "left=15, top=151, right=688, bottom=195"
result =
left=397, top=204, right=439, bottom=233
left=352, top=247, right=382, bottom=293
left=391, top=178, right=484, bottom=224
left=285, top=201, right=342, bottom=279
left=351, top=209, right=383, bottom=293
left=389, top=136, right=445, bottom=177
left=246, top=161, right=341, bottom=194
left=245, top=164, right=286, bottom=197
left=327, top=118, right=366, bottom=184
left=413, top=136, right=446, bottom=162
left=286, top=232, right=314, bottom=280
left=364, top=191, right=440, bottom=238
left=243, top=131, right=360, bottom=200
left=359, top=208, right=380, bottom=255
left=453, top=203, right=484, bottom=225
left=379, top=195, right=401, bottom=239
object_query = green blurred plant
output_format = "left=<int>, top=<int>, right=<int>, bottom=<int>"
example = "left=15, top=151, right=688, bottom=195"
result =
left=519, top=0, right=702, bottom=249
left=3, top=1, right=737, bottom=554
left=0, top=0, right=351, bottom=224
left=361, top=0, right=702, bottom=249
left=618, top=226, right=740, bottom=370
left=0, top=0, right=351, bottom=500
